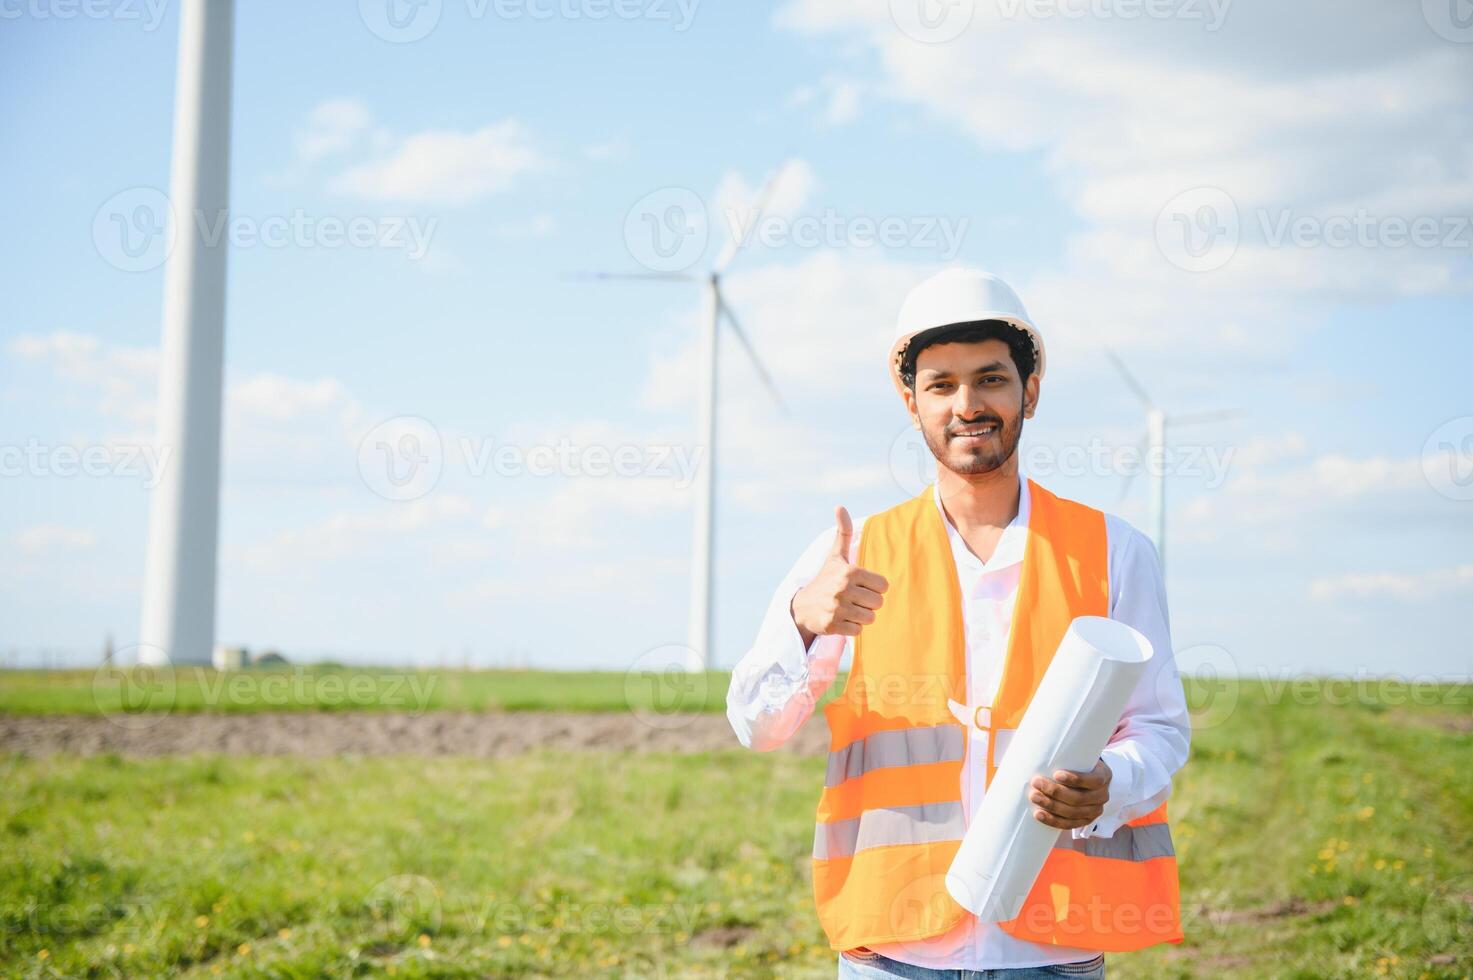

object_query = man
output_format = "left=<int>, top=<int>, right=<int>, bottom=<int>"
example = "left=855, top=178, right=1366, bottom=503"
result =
left=727, top=268, right=1190, bottom=978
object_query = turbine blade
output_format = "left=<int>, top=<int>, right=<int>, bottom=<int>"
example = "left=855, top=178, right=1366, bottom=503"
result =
left=718, top=295, right=788, bottom=414
left=713, top=160, right=793, bottom=276
left=1104, top=347, right=1154, bottom=410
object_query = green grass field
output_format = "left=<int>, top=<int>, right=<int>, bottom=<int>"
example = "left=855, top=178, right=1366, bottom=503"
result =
left=2, top=673, right=1470, bottom=978
left=0, top=667, right=736, bottom=717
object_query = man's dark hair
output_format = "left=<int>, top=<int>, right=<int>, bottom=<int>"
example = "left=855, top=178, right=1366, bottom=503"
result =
left=898, top=319, right=1037, bottom=391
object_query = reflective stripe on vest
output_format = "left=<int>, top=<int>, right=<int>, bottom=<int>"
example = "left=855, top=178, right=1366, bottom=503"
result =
left=1053, top=821, right=1176, bottom=862
left=825, top=724, right=966, bottom=787
left=810, top=479, right=1183, bottom=954
left=813, top=802, right=967, bottom=860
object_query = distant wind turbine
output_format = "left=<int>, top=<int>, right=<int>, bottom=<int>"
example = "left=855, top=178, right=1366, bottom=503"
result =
left=572, top=163, right=792, bottom=670
left=1105, top=348, right=1235, bottom=580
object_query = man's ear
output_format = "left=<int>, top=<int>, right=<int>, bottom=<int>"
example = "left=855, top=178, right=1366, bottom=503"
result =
left=1022, top=374, right=1040, bottom=420
left=902, top=385, right=921, bottom=430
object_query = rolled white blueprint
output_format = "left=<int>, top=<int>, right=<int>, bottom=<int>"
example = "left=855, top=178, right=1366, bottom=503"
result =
left=945, top=615, right=1154, bottom=921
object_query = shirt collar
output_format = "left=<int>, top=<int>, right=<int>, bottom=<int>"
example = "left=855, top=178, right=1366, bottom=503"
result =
left=931, top=470, right=1031, bottom=571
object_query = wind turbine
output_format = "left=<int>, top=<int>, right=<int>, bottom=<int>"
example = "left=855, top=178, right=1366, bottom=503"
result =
left=1105, top=349, right=1234, bottom=580
left=574, top=164, right=792, bottom=671
left=139, top=0, right=235, bottom=666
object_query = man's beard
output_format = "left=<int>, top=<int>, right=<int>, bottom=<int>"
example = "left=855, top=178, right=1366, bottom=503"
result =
left=921, top=406, right=1024, bottom=476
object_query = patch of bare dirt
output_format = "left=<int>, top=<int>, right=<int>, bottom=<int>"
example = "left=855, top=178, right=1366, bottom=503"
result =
left=0, top=711, right=832, bottom=758
left=1204, top=896, right=1339, bottom=925
left=691, top=925, right=760, bottom=948
left=1398, top=710, right=1473, bottom=734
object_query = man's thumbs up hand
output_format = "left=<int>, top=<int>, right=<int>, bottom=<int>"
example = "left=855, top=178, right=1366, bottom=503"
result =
left=831, top=505, right=854, bottom=564
left=791, top=506, right=890, bottom=642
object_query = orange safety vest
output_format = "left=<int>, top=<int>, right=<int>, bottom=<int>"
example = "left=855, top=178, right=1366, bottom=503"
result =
left=812, top=478, right=1182, bottom=953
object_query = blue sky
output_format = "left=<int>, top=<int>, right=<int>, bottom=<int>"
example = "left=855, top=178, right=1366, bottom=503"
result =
left=2, top=0, right=1470, bottom=681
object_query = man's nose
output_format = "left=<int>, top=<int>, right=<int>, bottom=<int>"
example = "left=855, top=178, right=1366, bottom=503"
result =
left=954, top=382, right=988, bottom=417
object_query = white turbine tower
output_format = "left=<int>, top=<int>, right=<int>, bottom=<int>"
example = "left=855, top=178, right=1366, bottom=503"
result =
left=1105, top=349, right=1233, bottom=581
left=577, top=164, right=791, bottom=671
left=138, top=0, right=235, bottom=666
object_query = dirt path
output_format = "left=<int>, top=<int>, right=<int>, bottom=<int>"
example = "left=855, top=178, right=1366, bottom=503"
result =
left=0, top=711, right=832, bottom=758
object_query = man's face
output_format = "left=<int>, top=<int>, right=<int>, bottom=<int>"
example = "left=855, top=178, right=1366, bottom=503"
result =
left=903, top=338, right=1038, bottom=476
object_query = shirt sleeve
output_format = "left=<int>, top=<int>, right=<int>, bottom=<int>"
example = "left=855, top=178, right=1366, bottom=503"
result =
left=1072, top=518, right=1192, bottom=840
left=724, top=520, right=863, bottom=752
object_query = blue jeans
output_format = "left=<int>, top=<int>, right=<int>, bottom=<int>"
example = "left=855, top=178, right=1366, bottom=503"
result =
left=836, top=948, right=1105, bottom=979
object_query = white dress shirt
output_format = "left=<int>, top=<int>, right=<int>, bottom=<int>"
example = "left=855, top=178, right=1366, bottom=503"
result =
left=726, top=471, right=1191, bottom=970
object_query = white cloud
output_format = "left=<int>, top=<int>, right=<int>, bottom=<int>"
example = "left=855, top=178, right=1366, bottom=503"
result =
left=238, top=494, right=477, bottom=571
left=295, top=98, right=377, bottom=163
left=331, top=120, right=542, bottom=205
left=1310, top=564, right=1473, bottom=602
left=7, top=331, right=157, bottom=425
left=785, top=75, right=863, bottom=125
left=774, top=0, right=1473, bottom=357
left=230, top=375, right=356, bottom=424
left=8, top=331, right=367, bottom=485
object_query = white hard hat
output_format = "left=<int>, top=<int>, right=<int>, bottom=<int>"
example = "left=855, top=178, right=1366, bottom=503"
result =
left=889, top=267, right=1046, bottom=399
